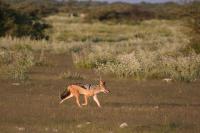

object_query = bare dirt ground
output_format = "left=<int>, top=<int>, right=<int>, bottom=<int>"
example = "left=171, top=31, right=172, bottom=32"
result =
left=0, top=53, right=200, bottom=133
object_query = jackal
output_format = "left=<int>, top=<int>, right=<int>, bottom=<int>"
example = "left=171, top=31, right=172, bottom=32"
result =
left=59, top=80, right=110, bottom=108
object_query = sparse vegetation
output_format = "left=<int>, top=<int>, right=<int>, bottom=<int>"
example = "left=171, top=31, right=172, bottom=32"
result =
left=0, top=44, right=34, bottom=80
left=59, top=71, right=85, bottom=80
left=0, top=1, right=200, bottom=133
left=68, top=19, right=200, bottom=81
left=1, top=9, right=200, bottom=81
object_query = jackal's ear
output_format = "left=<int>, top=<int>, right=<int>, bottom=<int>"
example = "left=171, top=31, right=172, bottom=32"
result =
left=100, top=80, right=106, bottom=85
left=99, top=76, right=102, bottom=84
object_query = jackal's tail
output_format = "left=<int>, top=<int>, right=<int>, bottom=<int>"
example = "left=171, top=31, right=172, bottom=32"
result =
left=60, top=89, right=71, bottom=100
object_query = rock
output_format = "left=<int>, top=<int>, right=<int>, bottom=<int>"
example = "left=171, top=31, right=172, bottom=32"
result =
left=77, top=124, right=82, bottom=128
left=120, top=122, right=128, bottom=128
left=86, top=122, right=91, bottom=125
left=154, top=105, right=159, bottom=109
left=52, top=128, right=58, bottom=132
left=45, top=127, right=49, bottom=131
left=16, top=127, right=25, bottom=131
left=162, top=78, right=172, bottom=83
left=12, top=83, right=20, bottom=86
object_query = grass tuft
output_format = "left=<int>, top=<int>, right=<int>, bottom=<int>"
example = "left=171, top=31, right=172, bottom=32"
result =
left=59, top=71, right=85, bottom=80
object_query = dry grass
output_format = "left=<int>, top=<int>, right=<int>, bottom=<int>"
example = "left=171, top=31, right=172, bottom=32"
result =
left=0, top=53, right=200, bottom=133
left=0, top=14, right=199, bottom=82
left=0, top=13, right=199, bottom=133
left=0, top=44, right=34, bottom=80
left=59, top=71, right=85, bottom=80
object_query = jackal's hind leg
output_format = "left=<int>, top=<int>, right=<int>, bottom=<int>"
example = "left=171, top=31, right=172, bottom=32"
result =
left=59, top=94, right=73, bottom=104
left=82, top=95, right=88, bottom=106
left=93, top=95, right=101, bottom=108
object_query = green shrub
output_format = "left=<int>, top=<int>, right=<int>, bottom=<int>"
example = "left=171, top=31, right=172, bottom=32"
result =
left=190, top=36, right=200, bottom=54
left=0, top=48, right=12, bottom=65
left=8, top=44, right=34, bottom=80
left=86, top=3, right=155, bottom=23
left=97, top=53, right=200, bottom=82
left=85, top=2, right=185, bottom=23
left=188, top=2, right=200, bottom=54
left=0, top=0, right=50, bottom=39
left=72, top=50, right=116, bottom=69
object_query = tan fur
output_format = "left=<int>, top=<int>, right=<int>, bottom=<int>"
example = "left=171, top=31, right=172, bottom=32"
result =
left=59, top=80, right=110, bottom=108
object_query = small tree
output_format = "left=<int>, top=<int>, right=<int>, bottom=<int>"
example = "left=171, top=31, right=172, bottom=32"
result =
left=0, top=0, right=50, bottom=39
left=185, top=1, right=200, bottom=53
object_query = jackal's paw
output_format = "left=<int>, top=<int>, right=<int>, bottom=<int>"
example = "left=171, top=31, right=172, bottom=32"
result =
left=82, top=103, right=87, bottom=106
left=59, top=101, right=63, bottom=104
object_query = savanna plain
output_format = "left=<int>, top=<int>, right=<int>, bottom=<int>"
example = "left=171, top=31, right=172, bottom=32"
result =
left=0, top=10, right=200, bottom=133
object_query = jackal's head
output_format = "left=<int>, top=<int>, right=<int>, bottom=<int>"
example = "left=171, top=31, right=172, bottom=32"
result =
left=99, top=80, right=110, bottom=94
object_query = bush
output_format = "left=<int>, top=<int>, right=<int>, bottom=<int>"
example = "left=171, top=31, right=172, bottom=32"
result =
left=186, top=2, right=200, bottom=54
left=0, top=0, right=50, bottom=39
left=85, top=2, right=185, bottom=23
left=70, top=19, right=200, bottom=82
left=0, top=48, right=12, bottom=65
left=72, top=49, right=116, bottom=69
left=9, top=44, right=35, bottom=80
left=190, top=36, right=200, bottom=54
left=97, top=51, right=200, bottom=82
left=85, top=3, right=155, bottom=23
left=0, top=44, right=35, bottom=80
left=10, top=0, right=59, bottom=17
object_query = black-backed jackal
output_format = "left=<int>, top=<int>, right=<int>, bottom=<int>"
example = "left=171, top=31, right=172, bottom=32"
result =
left=59, top=80, right=110, bottom=108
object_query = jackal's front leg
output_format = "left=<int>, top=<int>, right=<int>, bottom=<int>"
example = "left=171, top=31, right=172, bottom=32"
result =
left=93, top=95, right=101, bottom=108
left=75, top=95, right=82, bottom=108
left=82, top=95, right=88, bottom=106
left=59, top=94, right=73, bottom=104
